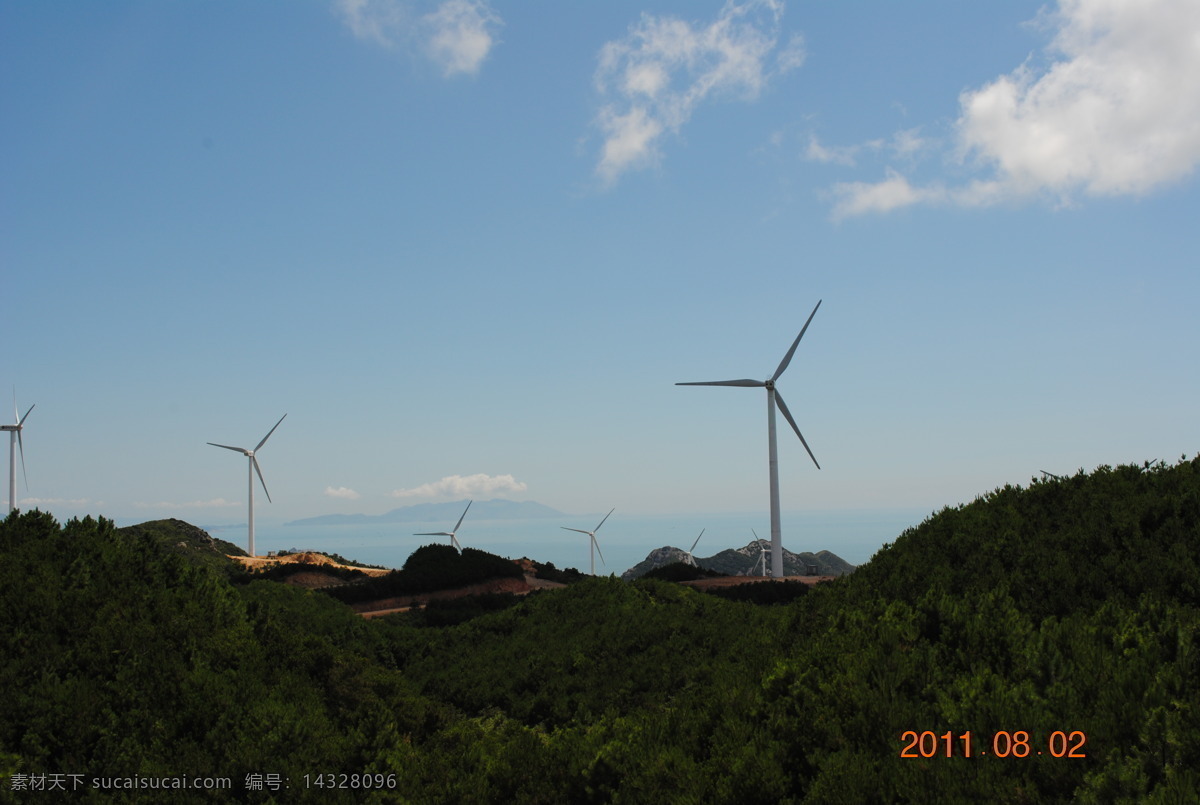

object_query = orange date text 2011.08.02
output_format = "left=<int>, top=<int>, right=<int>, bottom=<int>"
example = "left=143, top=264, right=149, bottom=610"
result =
left=899, top=730, right=1087, bottom=759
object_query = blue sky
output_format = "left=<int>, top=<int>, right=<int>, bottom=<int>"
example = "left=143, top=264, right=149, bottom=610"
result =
left=3, top=0, right=1198, bottom=534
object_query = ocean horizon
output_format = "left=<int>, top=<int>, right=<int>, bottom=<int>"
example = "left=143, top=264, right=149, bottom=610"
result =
left=187, top=508, right=932, bottom=576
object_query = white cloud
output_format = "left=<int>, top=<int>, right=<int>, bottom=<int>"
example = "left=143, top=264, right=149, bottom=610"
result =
left=134, top=498, right=239, bottom=509
left=20, top=497, right=95, bottom=508
left=830, top=169, right=944, bottom=220
left=335, top=0, right=500, bottom=76
left=594, top=0, right=802, bottom=185
left=806, top=135, right=859, bottom=166
left=324, top=486, right=362, bottom=500
left=423, top=0, right=501, bottom=77
left=957, top=0, right=1200, bottom=200
left=389, top=473, right=528, bottom=499
left=827, top=0, right=1200, bottom=216
left=336, top=0, right=410, bottom=47
left=890, top=128, right=927, bottom=159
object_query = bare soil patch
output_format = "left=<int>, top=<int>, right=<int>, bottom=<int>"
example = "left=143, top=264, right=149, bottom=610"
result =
left=355, top=573, right=556, bottom=619
left=681, top=575, right=835, bottom=589
left=229, top=552, right=392, bottom=577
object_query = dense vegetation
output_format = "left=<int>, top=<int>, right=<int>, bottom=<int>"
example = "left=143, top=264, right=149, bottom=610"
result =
left=1, top=456, right=1198, bottom=802
left=321, top=544, right=524, bottom=605
left=639, top=560, right=724, bottom=582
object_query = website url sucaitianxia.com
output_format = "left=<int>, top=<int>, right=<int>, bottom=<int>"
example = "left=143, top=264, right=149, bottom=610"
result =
left=9, top=774, right=234, bottom=792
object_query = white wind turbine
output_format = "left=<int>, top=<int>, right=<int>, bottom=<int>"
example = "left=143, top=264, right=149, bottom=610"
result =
left=2, top=393, right=35, bottom=513
left=562, top=508, right=613, bottom=576
left=678, top=300, right=822, bottom=578
left=685, top=529, right=704, bottom=567
left=208, top=414, right=286, bottom=557
left=415, top=500, right=472, bottom=552
left=749, top=529, right=770, bottom=577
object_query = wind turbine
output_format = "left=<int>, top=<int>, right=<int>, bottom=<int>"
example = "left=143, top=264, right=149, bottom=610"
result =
left=2, top=394, right=34, bottom=513
left=562, top=508, right=613, bottom=576
left=684, top=529, right=704, bottom=567
left=208, top=414, right=286, bottom=557
left=677, top=300, right=822, bottom=578
left=415, top=500, right=472, bottom=552
left=749, top=529, right=770, bottom=577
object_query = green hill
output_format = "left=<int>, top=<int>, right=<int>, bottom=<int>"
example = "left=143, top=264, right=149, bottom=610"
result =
left=2, top=456, right=1198, bottom=802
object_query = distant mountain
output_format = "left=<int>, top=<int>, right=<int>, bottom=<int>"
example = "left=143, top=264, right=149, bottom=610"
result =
left=285, top=498, right=566, bottom=527
left=622, top=542, right=855, bottom=580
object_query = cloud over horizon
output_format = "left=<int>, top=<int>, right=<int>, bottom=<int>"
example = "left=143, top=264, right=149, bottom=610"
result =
left=324, top=486, right=362, bottom=500
left=593, top=0, right=803, bottom=185
left=336, top=0, right=501, bottom=76
left=389, top=473, right=528, bottom=500
left=133, top=498, right=239, bottom=509
left=826, top=0, right=1200, bottom=217
left=20, top=497, right=97, bottom=508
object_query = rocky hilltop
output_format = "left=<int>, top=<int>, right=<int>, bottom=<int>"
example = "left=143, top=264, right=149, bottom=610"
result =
left=622, top=541, right=855, bottom=580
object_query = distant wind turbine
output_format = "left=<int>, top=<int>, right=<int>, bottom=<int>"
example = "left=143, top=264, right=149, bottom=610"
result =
left=208, top=414, right=286, bottom=557
left=749, top=529, right=770, bottom=577
left=678, top=300, right=822, bottom=578
left=562, top=508, right=613, bottom=576
left=2, top=393, right=34, bottom=513
left=685, top=529, right=704, bottom=567
left=415, top=500, right=472, bottom=552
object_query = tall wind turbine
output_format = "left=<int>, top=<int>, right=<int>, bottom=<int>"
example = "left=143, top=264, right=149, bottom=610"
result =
left=415, top=500, right=472, bottom=552
left=208, top=413, right=286, bottom=557
left=562, top=508, right=613, bottom=576
left=685, top=529, right=704, bottom=567
left=2, top=394, right=34, bottom=513
left=678, top=300, right=822, bottom=578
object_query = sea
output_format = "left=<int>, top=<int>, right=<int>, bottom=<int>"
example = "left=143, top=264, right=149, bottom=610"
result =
left=200, top=508, right=932, bottom=575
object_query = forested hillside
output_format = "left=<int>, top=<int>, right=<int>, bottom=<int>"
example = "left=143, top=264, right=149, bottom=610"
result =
left=1, top=456, right=1198, bottom=802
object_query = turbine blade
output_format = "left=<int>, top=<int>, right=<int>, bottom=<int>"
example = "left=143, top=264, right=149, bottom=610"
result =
left=594, top=507, right=615, bottom=532
left=772, top=300, right=822, bottom=381
left=208, top=442, right=249, bottom=454
left=18, top=404, right=34, bottom=427
left=452, top=535, right=462, bottom=552
left=676, top=379, right=764, bottom=387
left=415, top=531, right=452, bottom=537
left=561, top=527, right=591, bottom=535
left=252, top=456, right=272, bottom=503
left=592, top=535, right=606, bottom=566
left=17, top=429, right=29, bottom=491
left=690, top=529, right=704, bottom=553
left=775, top=392, right=820, bottom=470
left=453, top=500, right=472, bottom=533
left=255, top=413, right=287, bottom=452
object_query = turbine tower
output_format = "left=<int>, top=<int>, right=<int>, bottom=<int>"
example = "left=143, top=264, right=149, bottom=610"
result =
left=685, top=529, right=704, bottom=567
left=208, top=414, right=286, bottom=557
left=415, top=500, right=472, bottom=552
left=2, top=394, right=34, bottom=513
left=562, top=508, right=613, bottom=576
left=678, top=300, right=822, bottom=578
